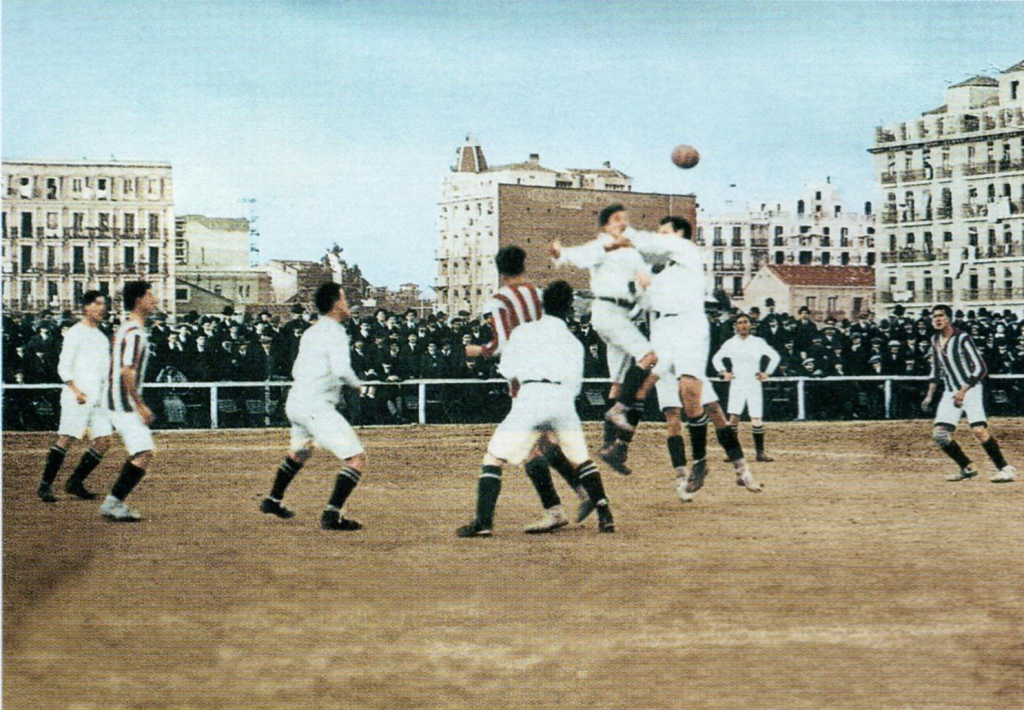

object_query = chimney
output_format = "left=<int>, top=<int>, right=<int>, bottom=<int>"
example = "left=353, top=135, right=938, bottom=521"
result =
left=603, top=161, right=611, bottom=169
left=528, top=153, right=540, bottom=164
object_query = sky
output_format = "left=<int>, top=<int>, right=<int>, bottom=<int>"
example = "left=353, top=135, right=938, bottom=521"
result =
left=4, top=1, right=1024, bottom=292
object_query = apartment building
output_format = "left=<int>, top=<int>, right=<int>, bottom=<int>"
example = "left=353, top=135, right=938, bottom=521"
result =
left=869, top=59, right=1024, bottom=315
left=2, top=160, right=175, bottom=315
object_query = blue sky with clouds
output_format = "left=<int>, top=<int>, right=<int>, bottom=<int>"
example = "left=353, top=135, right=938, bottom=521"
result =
left=4, top=1, right=1023, bottom=289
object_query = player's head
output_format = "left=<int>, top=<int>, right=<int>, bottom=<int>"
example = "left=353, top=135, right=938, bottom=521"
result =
left=81, top=290, right=106, bottom=323
left=734, top=312, right=751, bottom=336
left=598, top=204, right=628, bottom=236
left=658, top=216, right=692, bottom=240
left=314, top=281, right=349, bottom=320
left=599, top=203, right=625, bottom=227
left=542, top=280, right=574, bottom=320
left=931, top=304, right=953, bottom=330
left=123, top=280, right=153, bottom=314
left=494, top=246, right=526, bottom=277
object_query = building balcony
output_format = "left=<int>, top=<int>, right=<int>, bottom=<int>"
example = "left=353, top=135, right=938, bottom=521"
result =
left=730, top=238, right=744, bottom=247
left=881, top=173, right=897, bottom=185
left=879, top=248, right=948, bottom=264
left=751, top=237, right=769, bottom=248
left=961, top=288, right=1024, bottom=303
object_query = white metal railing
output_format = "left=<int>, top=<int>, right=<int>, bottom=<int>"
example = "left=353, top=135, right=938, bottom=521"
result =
left=3, top=375, right=1023, bottom=431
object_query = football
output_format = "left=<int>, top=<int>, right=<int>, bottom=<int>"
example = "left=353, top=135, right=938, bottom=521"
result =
left=671, top=144, right=700, bottom=169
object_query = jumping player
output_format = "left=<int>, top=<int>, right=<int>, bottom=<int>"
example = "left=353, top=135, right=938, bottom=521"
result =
left=260, top=282, right=368, bottom=530
left=922, top=304, right=1016, bottom=483
left=712, top=313, right=781, bottom=462
left=100, top=281, right=157, bottom=522
left=550, top=204, right=657, bottom=474
left=37, top=290, right=113, bottom=502
left=457, top=281, right=616, bottom=537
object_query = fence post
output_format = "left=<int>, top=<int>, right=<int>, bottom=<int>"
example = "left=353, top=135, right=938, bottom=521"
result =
left=796, top=378, right=806, bottom=421
left=210, top=384, right=219, bottom=429
left=884, top=379, right=892, bottom=419
left=264, top=384, right=271, bottom=427
left=418, top=381, right=427, bottom=425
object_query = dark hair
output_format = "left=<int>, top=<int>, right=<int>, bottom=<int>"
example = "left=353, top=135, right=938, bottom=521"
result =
left=734, top=312, right=751, bottom=324
left=598, top=203, right=626, bottom=227
left=494, top=246, right=526, bottom=277
left=314, top=281, right=343, bottom=315
left=933, top=304, right=953, bottom=318
left=542, top=280, right=574, bottom=319
left=81, top=290, right=104, bottom=307
left=123, top=281, right=152, bottom=311
left=659, top=215, right=692, bottom=240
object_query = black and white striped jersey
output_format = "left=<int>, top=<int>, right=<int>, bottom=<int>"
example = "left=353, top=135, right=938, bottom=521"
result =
left=930, top=329, right=987, bottom=391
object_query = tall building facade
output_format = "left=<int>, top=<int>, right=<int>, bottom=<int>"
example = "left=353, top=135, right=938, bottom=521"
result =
left=436, top=136, right=695, bottom=316
left=869, top=59, right=1024, bottom=316
left=2, top=160, right=175, bottom=315
left=697, top=180, right=877, bottom=304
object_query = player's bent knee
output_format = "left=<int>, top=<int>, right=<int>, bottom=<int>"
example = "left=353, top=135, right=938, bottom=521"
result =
left=291, top=448, right=313, bottom=463
left=346, top=452, right=367, bottom=470
left=931, top=426, right=954, bottom=447
left=969, top=423, right=989, bottom=441
left=482, top=452, right=506, bottom=467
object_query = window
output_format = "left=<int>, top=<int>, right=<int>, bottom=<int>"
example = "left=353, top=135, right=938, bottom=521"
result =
left=97, top=178, right=108, bottom=199
left=176, top=287, right=189, bottom=301
left=827, top=296, right=837, bottom=314
left=48, top=281, right=59, bottom=305
left=797, top=200, right=805, bottom=214
left=98, top=213, right=110, bottom=231
left=72, top=178, right=83, bottom=194
left=73, top=281, right=84, bottom=307
left=99, top=246, right=110, bottom=271
left=46, top=178, right=58, bottom=200
left=149, top=213, right=160, bottom=234
left=124, top=246, right=135, bottom=271
left=805, top=296, right=816, bottom=311
left=841, top=252, right=850, bottom=265
left=148, top=179, right=161, bottom=197
left=99, top=281, right=109, bottom=297
left=73, top=213, right=84, bottom=232
left=149, top=247, right=159, bottom=273
left=821, top=252, right=830, bottom=265
left=1012, top=80, right=1020, bottom=101
left=124, top=213, right=135, bottom=232
left=20, top=245, right=32, bottom=272
left=47, top=246, right=56, bottom=270
left=798, top=251, right=812, bottom=265
left=46, top=212, right=58, bottom=230
left=123, top=178, right=135, bottom=196
left=732, top=276, right=743, bottom=296
left=852, top=297, right=863, bottom=315
left=73, top=246, right=85, bottom=274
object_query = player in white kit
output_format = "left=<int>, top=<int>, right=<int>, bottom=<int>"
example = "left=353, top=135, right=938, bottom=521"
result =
left=712, top=313, right=781, bottom=462
left=456, top=281, right=616, bottom=537
left=37, top=290, right=113, bottom=503
left=550, top=204, right=658, bottom=474
left=260, top=282, right=367, bottom=530
left=100, top=281, right=158, bottom=521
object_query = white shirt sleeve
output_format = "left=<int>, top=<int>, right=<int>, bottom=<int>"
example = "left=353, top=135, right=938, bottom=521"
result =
left=711, top=338, right=733, bottom=373
left=760, top=339, right=781, bottom=375
left=57, top=327, right=79, bottom=382
left=555, top=237, right=607, bottom=270
left=328, top=329, right=360, bottom=388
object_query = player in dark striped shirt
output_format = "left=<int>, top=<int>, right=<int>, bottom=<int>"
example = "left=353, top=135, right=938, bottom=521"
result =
left=922, top=305, right=1016, bottom=483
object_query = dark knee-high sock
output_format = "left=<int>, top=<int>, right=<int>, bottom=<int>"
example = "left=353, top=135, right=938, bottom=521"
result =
left=68, top=448, right=104, bottom=484
left=270, top=457, right=303, bottom=500
left=547, top=445, right=579, bottom=487
left=617, top=366, right=647, bottom=407
left=328, top=467, right=361, bottom=510
left=525, top=458, right=561, bottom=510
left=716, top=426, right=745, bottom=462
left=41, top=445, right=67, bottom=484
left=110, top=460, right=146, bottom=501
left=603, top=398, right=618, bottom=447
left=687, top=413, right=709, bottom=462
left=752, top=425, right=766, bottom=454
left=575, top=460, right=608, bottom=506
left=940, top=440, right=972, bottom=469
left=475, top=465, right=502, bottom=528
left=618, top=405, right=644, bottom=444
left=667, top=435, right=687, bottom=468
left=982, top=438, right=1008, bottom=470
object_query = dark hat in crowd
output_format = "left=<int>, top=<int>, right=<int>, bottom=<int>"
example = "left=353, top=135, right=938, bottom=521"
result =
left=290, top=304, right=304, bottom=315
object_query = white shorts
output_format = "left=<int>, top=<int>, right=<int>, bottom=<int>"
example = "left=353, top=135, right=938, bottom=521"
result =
left=591, top=300, right=653, bottom=383
left=935, top=385, right=987, bottom=427
left=111, top=410, right=156, bottom=456
left=726, top=379, right=765, bottom=419
left=650, top=313, right=709, bottom=381
left=286, top=399, right=364, bottom=461
left=656, top=373, right=718, bottom=410
left=488, top=383, right=589, bottom=467
left=58, top=390, right=113, bottom=439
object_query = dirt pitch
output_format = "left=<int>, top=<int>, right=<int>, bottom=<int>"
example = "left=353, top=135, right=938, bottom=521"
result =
left=3, top=419, right=1023, bottom=709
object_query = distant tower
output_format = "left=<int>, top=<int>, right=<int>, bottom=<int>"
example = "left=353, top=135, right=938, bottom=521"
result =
left=239, top=198, right=260, bottom=266
left=454, top=134, right=488, bottom=173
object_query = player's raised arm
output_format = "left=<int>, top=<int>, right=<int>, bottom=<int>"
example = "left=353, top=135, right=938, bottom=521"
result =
left=552, top=236, right=607, bottom=269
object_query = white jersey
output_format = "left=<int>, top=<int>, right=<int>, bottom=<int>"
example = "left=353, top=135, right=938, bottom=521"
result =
left=288, top=317, right=360, bottom=408
left=107, top=319, right=150, bottom=414
left=712, top=334, right=781, bottom=380
left=498, top=317, right=584, bottom=397
left=555, top=233, right=648, bottom=302
left=627, top=228, right=706, bottom=319
left=58, top=321, right=111, bottom=403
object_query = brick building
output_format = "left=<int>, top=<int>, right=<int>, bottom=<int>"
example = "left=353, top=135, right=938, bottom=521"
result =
left=743, top=265, right=876, bottom=321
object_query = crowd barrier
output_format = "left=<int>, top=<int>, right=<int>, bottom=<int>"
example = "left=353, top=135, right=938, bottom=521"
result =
left=3, top=376, right=1022, bottom=432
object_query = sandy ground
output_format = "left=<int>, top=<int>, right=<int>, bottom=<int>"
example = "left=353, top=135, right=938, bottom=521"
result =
left=3, top=420, right=1023, bottom=709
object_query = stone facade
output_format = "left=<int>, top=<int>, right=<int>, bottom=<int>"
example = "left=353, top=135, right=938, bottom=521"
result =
left=2, top=160, right=175, bottom=315
left=869, top=59, right=1024, bottom=316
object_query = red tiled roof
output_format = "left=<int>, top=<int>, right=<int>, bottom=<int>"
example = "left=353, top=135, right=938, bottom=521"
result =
left=765, top=265, right=875, bottom=287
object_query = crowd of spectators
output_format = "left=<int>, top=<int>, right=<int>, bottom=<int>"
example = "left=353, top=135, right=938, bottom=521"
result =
left=5, top=301, right=1024, bottom=387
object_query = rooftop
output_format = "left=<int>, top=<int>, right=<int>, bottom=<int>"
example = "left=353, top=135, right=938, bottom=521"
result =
left=765, top=265, right=875, bottom=288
